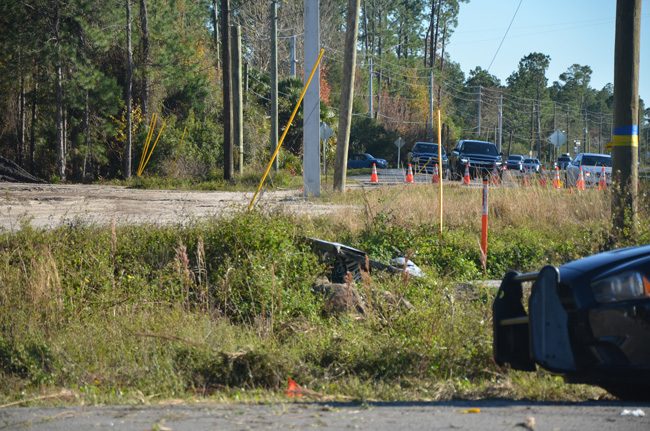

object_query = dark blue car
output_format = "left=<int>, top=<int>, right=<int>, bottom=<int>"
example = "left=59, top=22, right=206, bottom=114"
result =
left=348, top=153, right=387, bottom=169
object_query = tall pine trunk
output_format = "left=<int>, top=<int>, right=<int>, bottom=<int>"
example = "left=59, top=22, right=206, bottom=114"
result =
left=83, top=90, right=91, bottom=180
left=139, top=0, right=149, bottom=116
left=211, top=0, right=220, bottom=73
left=124, top=0, right=133, bottom=179
left=30, top=77, right=37, bottom=173
left=54, top=4, right=65, bottom=181
left=18, top=61, right=25, bottom=166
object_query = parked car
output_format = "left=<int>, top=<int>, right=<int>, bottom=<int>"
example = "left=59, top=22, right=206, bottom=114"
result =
left=505, top=154, right=525, bottom=172
left=565, top=153, right=612, bottom=187
left=448, top=140, right=502, bottom=180
left=522, top=158, right=541, bottom=173
left=408, top=142, right=449, bottom=178
left=557, top=154, right=572, bottom=170
left=347, top=153, right=387, bottom=169
left=493, top=245, right=650, bottom=401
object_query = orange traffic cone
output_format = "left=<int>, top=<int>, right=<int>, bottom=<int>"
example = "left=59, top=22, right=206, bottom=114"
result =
left=576, top=166, right=586, bottom=191
left=463, top=162, right=471, bottom=185
left=539, top=167, right=547, bottom=187
left=405, top=163, right=415, bottom=183
left=370, top=162, right=379, bottom=184
left=490, top=164, right=500, bottom=186
left=553, top=166, right=562, bottom=189
left=432, top=163, right=440, bottom=184
left=522, top=173, right=530, bottom=187
left=286, top=377, right=304, bottom=398
left=598, top=166, right=607, bottom=191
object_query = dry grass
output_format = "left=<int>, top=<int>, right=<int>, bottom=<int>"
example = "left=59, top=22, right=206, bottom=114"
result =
left=325, top=182, right=612, bottom=234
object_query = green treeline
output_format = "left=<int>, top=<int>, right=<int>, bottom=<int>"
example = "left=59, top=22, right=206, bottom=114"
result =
left=0, top=0, right=647, bottom=182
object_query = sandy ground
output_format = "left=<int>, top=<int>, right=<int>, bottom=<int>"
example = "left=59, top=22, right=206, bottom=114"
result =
left=0, top=183, right=357, bottom=231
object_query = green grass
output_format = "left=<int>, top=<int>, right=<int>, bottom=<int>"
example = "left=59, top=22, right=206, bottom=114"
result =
left=101, top=169, right=303, bottom=191
left=1, top=187, right=648, bottom=406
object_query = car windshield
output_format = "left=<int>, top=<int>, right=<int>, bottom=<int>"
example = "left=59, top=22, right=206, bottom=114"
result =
left=508, top=155, right=523, bottom=161
left=523, top=159, right=537, bottom=163
left=363, top=153, right=374, bottom=159
left=462, top=141, right=498, bottom=155
left=581, top=155, right=611, bottom=167
left=558, top=156, right=570, bottom=161
left=413, top=143, right=442, bottom=154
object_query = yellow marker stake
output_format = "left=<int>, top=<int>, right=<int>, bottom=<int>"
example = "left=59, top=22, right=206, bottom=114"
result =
left=138, top=113, right=157, bottom=176
left=248, top=48, right=325, bottom=211
left=179, top=125, right=187, bottom=148
left=437, top=109, right=443, bottom=235
left=141, top=120, right=166, bottom=174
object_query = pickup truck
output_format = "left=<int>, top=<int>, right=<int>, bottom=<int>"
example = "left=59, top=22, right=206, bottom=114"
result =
left=448, top=140, right=502, bottom=180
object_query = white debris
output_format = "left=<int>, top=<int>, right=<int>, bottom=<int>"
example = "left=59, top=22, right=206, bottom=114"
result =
left=621, top=409, right=646, bottom=417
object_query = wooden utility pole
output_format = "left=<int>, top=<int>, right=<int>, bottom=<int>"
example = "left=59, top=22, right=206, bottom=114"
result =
left=612, top=0, right=641, bottom=237
left=231, top=24, right=243, bottom=175
left=270, top=0, right=279, bottom=171
left=333, top=0, right=361, bottom=192
left=220, top=0, right=233, bottom=180
left=124, top=0, right=133, bottom=179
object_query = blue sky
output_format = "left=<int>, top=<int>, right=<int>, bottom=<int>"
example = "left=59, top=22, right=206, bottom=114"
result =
left=448, top=0, right=649, bottom=108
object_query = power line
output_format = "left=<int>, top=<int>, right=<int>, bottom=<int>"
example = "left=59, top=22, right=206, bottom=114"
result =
left=486, top=0, right=524, bottom=73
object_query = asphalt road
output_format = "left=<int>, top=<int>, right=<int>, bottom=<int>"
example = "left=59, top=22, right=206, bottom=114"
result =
left=2, top=400, right=649, bottom=430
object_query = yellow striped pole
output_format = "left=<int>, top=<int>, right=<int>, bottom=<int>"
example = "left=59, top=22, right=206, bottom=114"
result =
left=138, top=113, right=157, bottom=176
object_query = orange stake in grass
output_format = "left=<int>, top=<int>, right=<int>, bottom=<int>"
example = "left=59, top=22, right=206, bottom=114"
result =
left=481, top=178, right=489, bottom=262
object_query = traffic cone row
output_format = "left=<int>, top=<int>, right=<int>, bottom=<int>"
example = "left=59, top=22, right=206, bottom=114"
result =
left=463, top=162, right=471, bottom=185
left=538, top=167, right=547, bottom=187
left=370, top=162, right=379, bottom=184
left=432, top=164, right=440, bottom=184
left=553, top=166, right=562, bottom=189
left=598, top=165, right=607, bottom=191
left=490, top=164, right=500, bottom=186
left=405, top=163, right=414, bottom=184
left=576, top=166, right=586, bottom=191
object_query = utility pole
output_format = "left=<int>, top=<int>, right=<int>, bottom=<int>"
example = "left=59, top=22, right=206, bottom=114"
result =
left=477, top=85, right=482, bottom=137
left=270, top=0, right=279, bottom=171
left=220, top=0, right=233, bottom=180
left=333, top=0, right=361, bottom=192
left=599, top=113, right=603, bottom=153
left=368, top=58, right=373, bottom=118
left=497, top=94, right=503, bottom=153
left=303, top=0, right=321, bottom=196
left=290, top=34, right=297, bottom=77
left=429, top=69, right=434, bottom=140
left=552, top=102, right=557, bottom=161
left=243, top=61, right=248, bottom=105
left=537, top=100, right=542, bottom=161
left=566, top=110, right=570, bottom=155
left=530, top=102, right=535, bottom=156
left=583, top=106, right=588, bottom=153
left=612, top=0, right=641, bottom=237
left=231, top=24, right=243, bottom=175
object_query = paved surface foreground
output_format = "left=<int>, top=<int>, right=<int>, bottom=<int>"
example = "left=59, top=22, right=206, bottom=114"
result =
left=1, top=401, right=649, bottom=430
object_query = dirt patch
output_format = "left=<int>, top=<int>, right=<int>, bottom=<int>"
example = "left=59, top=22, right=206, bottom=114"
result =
left=0, top=183, right=358, bottom=231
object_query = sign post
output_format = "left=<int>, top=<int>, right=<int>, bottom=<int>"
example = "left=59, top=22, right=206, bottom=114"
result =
left=320, top=122, right=333, bottom=175
left=394, top=137, right=405, bottom=168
